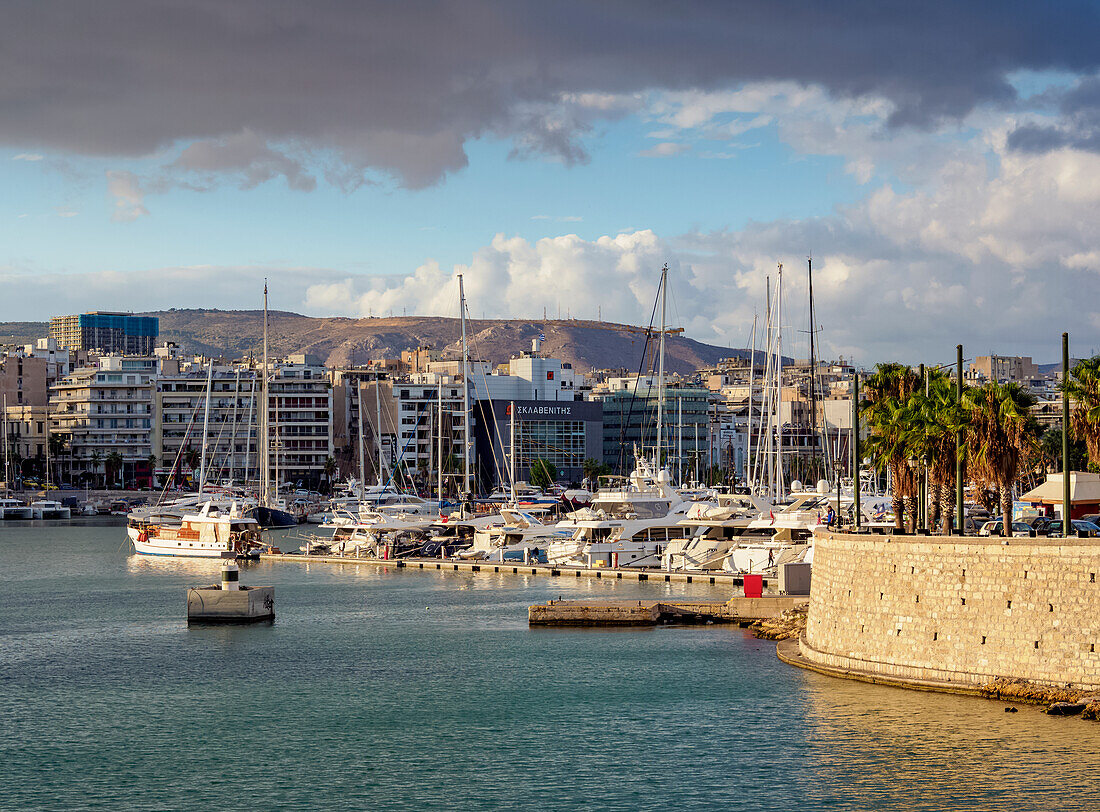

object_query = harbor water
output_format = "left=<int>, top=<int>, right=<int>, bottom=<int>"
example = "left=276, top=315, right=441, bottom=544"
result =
left=4, top=522, right=1100, bottom=811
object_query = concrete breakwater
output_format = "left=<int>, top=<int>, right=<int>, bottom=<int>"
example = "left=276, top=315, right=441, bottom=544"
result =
left=528, top=596, right=804, bottom=626
left=797, top=531, right=1100, bottom=692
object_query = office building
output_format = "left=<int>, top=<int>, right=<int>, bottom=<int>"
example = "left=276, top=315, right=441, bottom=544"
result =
left=50, top=312, right=159, bottom=355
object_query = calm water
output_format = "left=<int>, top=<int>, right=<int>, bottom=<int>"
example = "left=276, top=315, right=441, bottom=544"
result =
left=3, top=522, right=1099, bottom=811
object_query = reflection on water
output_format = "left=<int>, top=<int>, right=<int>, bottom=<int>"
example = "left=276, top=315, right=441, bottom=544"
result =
left=125, top=552, right=230, bottom=578
left=799, top=673, right=1100, bottom=811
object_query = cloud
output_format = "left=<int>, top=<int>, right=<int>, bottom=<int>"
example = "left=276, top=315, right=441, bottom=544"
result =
left=106, top=170, right=149, bottom=222
left=171, top=129, right=316, bottom=191
left=1007, top=75, right=1100, bottom=153
left=55, top=207, right=78, bottom=218
left=0, top=265, right=346, bottom=318
left=13, top=153, right=43, bottom=161
left=2, top=2, right=1099, bottom=189
left=638, top=142, right=691, bottom=158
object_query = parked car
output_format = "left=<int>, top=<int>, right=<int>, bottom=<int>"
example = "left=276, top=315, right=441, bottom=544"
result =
left=978, top=520, right=1032, bottom=537
left=1047, top=519, right=1100, bottom=538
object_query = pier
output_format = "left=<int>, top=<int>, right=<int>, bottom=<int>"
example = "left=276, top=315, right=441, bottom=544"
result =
left=259, top=551, right=773, bottom=587
left=528, top=595, right=805, bottom=626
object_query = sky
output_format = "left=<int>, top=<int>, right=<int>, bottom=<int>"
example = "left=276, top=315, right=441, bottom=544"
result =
left=3, top=1, right=1100, bottom=366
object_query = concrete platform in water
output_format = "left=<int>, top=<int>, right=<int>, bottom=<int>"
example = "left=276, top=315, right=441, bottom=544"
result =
left=528, top=595, right=806, bottom=626
left=187, top=561, right=274, bottom=624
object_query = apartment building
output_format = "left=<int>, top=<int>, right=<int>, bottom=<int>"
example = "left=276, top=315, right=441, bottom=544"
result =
left=50, top=356, right=157, bottom=486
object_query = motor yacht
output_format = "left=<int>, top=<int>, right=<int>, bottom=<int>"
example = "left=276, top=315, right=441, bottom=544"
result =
left=0, top=497, right=32, bottom=519
left=128, top=501, right=263, bottom=558
left=31, top=500, right=71, bottom=519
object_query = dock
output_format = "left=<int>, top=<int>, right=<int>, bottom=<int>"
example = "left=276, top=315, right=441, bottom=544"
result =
left=528, top=596, right=806, bottom=626
left=259, top=552, right=772, bottom=588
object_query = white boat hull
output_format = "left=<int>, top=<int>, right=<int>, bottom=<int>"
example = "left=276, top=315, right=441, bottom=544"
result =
left=127, top=526, right=234, bottom=558
left=1, top=507, right=33, bottom=519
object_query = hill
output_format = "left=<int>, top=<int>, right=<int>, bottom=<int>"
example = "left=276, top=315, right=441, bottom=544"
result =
left=0, top=310, right=749, bottom=374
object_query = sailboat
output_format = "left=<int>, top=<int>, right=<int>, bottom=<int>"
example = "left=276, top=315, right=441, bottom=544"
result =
left=255, top=282, right=298, bottom=528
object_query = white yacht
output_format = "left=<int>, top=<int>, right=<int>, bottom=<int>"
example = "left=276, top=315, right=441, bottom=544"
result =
left=307, top=511, right=435, bottom=557
left=31, top=500, right=71, bottom=519
left=0, top=497, right=33, bottom=519
left=128, top=501, right=263, bottom=558
left=547, top=462, right=702, bottom=568
left=464, top=508, right=570, bottom=562
left=662, top=495, right=766, bottom=571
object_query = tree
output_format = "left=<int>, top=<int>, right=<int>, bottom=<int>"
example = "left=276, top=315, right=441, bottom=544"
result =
left=322, top=456, right=337, bottom=493
left=147, top=454, right=159, bottom=488
left=964, top=382, right=1041, bottom=535
left=105, top=451, right=124, bottom=489
left=90, top=450, right=102, bottom=489
left=1039, top=427, right=1088, bottom=473
left=906, top=372, right=968, bottom=533
left=861, top=363, right=920, bottom=531
left=582, top=457, right=611, bottom=487
left=529, top=458, right=555, bottom=490
left=1063, top=356, right=1100, bottom=470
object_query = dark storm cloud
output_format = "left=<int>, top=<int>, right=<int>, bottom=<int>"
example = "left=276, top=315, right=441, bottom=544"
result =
left=1008, top=77, right=1100, bottom=154
left=4, top=0, right=1100, bottom=186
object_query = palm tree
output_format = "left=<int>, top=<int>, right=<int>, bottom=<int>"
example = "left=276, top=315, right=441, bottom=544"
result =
left=861, top=363, right=920, bottom=531
left=147, top=454, right=159, bottom=488
left=90, top=450, right=102, bottom=489
left=1063, top=356, right=1100, bottom=470
left=322, top=456, right=337, bottom=493
left=964, top=382, right=1041, bottom=534
left=906, top=373, right=969, bottom=533
left=105, top=451, right=124, bottom=490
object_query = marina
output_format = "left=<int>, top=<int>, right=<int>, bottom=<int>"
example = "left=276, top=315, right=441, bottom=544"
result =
left=4, top=521, right=1100, bottom=812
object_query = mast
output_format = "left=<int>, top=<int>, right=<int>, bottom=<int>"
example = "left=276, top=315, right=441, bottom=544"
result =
left=2, top=395, right=8, bottom=490
left=357, top=381, right=366, bottom=498
left=228, top=367, right=240, bottom=484
left=260, top=281, right=269, bottom=506
left=807, top=255, right=819, bottom=484
left=676, top=395, right=682, bottom=485
left=656, top=264, right=667, bottom=468
left=198, top=359, right=214, bottom=493
left=244, top=376, right=255, bottom=489
left=746, top=315, right=757, bottom=493
left=436, top=380, right=443, bottom=504
left=375, top=376, right=384, bottom=487
left=44, top=394, right=49, bottom=495
left=776, top=264, right=785, bottom=497
left=273, top=388, right=280, bottom=500
left=509, top=400, right=516, bottom=504
left=458, top=273, right=471, bottom=502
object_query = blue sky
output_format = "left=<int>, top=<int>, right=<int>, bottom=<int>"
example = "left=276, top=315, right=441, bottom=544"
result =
left=1, top=114, right=860, bottom=298
left=3, top=2, right=1100, bottom=364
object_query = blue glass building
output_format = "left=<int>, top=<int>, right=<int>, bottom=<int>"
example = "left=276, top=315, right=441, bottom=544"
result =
left=49, top=312, right=159, bottom=354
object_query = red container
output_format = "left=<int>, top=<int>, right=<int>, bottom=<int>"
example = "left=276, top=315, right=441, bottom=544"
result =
left=743, top=574, right=763, bottom=598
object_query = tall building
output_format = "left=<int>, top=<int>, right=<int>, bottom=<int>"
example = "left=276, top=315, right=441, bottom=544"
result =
left=266, top=357, right=334, bottom=489
left=473, top=399, right=603, bottom=490
left=50, top=356, right=157, bottom=486
left=591, top=377, right=711, bottom=476
left=49, top=312, right=159, bottom=354
left=154, top=364, right=260, bottom=488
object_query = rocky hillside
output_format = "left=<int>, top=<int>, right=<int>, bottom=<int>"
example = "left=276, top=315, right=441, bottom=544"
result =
left=1, top=310, right=749, bottom=374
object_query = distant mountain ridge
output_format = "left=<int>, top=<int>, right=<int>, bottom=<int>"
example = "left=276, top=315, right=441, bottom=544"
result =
left=0, top=310, right=749, bottom=375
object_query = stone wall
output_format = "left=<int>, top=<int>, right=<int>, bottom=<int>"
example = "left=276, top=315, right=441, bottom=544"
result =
left=802, top=532, right=1100, bottom=690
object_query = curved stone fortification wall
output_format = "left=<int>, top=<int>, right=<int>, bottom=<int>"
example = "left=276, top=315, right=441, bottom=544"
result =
left=803, top=532, right=1100, bottom=690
